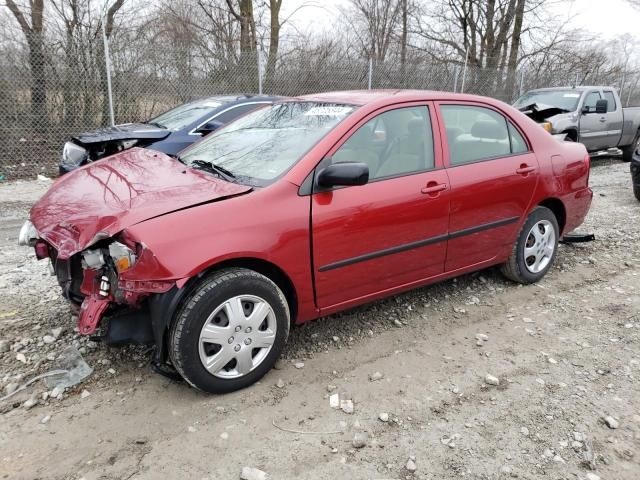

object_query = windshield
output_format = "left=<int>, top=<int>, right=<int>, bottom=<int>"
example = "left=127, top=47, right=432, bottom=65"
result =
left=149, top=99, right=223, bottom=130
left=513, top=90, right=581, bottom=112
left=179, top=102, right=356, bottom=186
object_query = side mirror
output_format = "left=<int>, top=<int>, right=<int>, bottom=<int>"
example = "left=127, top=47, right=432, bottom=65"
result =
left=317, top=161, right=369, bottom=188
left=595, top=99, right=608, bottom=114
left=195, top=120, right=224, bottom=135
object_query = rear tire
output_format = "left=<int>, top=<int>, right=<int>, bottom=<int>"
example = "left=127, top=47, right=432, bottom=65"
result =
left=622, top=129, right=640, bottom=162
left=634, top=184, right=640, bottom=202
left=170, top=268, right=290, bottom=393
left=500, top=207, right=559, bottom=284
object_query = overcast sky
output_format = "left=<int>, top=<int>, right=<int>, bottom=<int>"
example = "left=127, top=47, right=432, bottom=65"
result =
left=282, top=0, right=640, bottom=40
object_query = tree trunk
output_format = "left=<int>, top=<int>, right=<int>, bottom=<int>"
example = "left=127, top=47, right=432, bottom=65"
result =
left=26, top=31, right=47, bottom=130
left=506, top=0, right=526, bottom=100
left=264, top=0, right=282, bottom=91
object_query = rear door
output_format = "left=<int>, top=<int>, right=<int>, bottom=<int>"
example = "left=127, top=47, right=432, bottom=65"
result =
left=578, top=90, right=607, bottom=151
left=311, top=102, right=450, bottom=309
left=437, top=102, right=538, bottom=272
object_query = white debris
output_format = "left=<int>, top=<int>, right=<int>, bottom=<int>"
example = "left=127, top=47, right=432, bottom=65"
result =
left=80, top=389, right=90, bottom=399
left=379, top=412, right=389, bottom=422
left=352, top=431, right=368, bottom=448
left=340, top=399, right=354, bottom=414
left=485, top=374, right=500, bottom=386
left=329, top=393, right=340, bottom=409
left=405, top=457, right=417, bottom=472
left=369, top=371, right=384, bottom=381
left=604, top=415, right=619, bottom=429
left=294, top=362, right=305, bottom=369
left=240, top=466, right=269, bottom=480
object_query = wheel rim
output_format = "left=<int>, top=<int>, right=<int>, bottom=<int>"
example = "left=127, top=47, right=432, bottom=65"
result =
left=198, top=294, right=277, bottom=379
left=523, top=220, right=556, bottom=274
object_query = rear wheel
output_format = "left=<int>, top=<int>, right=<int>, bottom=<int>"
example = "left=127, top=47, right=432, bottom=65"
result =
left=634, top=184, right=640, bottom=202
left=621, top=129, right=640, bottom=162
left=501, top=207, right=559, bottom=284
left=170, top=268, right=290, bottom=393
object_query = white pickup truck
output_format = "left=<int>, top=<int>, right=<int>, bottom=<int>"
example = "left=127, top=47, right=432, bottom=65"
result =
left=514, top=86, right=640, bottom=161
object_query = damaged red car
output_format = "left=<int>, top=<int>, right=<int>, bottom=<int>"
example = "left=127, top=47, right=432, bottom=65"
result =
left=19, top=90, right=593, bottom=393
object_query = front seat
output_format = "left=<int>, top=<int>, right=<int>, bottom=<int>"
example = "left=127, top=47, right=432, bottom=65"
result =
left=332, top=124, right=379, bottom=173
left=376, top=117, right=430, bottom=177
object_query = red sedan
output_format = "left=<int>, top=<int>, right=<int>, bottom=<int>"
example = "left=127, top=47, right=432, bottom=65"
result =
left=20, top=90, right=593, bottom=392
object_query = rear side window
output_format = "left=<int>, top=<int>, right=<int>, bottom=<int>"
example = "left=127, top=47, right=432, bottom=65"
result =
left=603, top=91, right=617, bottom=112
left=441, top=105, right=512, bottom=165
left=508, top=122, right=529, bottom=154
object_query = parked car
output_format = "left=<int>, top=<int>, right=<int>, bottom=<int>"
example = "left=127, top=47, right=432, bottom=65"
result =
left=514, top=86, right=640, bottom=161
left=59, top=95, right=280, bottom=174
left=632, top=149, right=640, bottom=201
left=20, top=90, right=593, bottom=393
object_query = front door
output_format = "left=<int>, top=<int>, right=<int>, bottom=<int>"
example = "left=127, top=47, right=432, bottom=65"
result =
left=311, top=103, right=450, bottom=309
left=578, top=90, right=607, bottom=151
left=438, top=102, right=539, bottom=271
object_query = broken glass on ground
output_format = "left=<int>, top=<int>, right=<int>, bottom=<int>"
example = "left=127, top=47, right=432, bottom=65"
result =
left=44, top=346, right=93, bottom=389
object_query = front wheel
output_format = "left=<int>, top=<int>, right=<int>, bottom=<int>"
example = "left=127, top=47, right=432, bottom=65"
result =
left=170, top=268, right=290, bottom=393
left=500, top=206, right=559, bottom=284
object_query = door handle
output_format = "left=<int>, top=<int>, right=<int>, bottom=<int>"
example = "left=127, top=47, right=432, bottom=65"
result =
left=421, top=182, right=448, bottom=195
left=599, top=118, right=606, bottom=123
left=516, top=165, right=536, bottom=175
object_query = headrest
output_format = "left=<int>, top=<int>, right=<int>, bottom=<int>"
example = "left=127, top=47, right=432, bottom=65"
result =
left=470, top=120, right=507, bottom=140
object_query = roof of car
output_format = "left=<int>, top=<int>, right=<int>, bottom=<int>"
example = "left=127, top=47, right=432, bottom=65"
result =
left=526, top=86, right=615, bottom=93
left=194, top=95, right=282, bottom=105
left=293, top=89, right=511, bottom=107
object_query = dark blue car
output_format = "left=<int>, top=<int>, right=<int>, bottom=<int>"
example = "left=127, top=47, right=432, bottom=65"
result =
left=59, top=95, right=281, bottom=174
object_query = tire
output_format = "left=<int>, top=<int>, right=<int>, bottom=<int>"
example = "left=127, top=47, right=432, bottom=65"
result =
left=621, top=129, right=640, bottom=163
left=500, top=206, right=559, bottom=284
left=170, top=268, right=290, bottom=393
left=634, top=184, right=640, bottom=202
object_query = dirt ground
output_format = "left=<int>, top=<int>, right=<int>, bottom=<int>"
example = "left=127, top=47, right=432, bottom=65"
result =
left=0, top=159, right=639, bottom=480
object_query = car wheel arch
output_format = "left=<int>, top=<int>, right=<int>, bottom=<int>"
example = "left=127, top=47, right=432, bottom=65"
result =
left=537, top=197, right=566, bottom=234
left=150, top=256, right=298, bottom=367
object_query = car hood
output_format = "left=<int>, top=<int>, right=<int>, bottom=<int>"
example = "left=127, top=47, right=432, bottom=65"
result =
left=31, top=148, right=252, bottom=259
left=72, top=123, right=171, bottom=145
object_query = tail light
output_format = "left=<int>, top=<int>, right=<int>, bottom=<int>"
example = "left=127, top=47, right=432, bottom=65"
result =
left=584, top=153, right=591, bottom=185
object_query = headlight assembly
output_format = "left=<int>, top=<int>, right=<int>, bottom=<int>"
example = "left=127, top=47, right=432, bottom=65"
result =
left=109, top=241, right=137, bottom=273
left=61, top=141, right=89, bottom=169
left=18, top=220, right=39, bottom=246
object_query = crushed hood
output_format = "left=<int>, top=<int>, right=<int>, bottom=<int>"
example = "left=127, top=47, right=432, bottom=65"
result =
left=518, top=103, right=569, bottom=123
left=72, top=123, right=171, bottom=145
left=31, top=148, right=252, bottom=258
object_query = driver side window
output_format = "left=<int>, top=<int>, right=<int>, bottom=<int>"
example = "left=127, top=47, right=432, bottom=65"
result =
left=332, top=106, right=434, bottom=180
left=583, top=91, right=601, bottom=113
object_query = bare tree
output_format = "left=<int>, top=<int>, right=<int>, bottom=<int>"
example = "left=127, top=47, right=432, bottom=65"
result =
left=5, top=0, right=46, bottom=129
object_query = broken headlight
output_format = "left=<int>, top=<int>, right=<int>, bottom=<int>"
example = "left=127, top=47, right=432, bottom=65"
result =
left=18, top=220, right=39, bottom=246
left=61, top=141, right=88, bottom=169
left=108, top=241, right=137, bottom=273
left=81, top=241, right=137, bottom=273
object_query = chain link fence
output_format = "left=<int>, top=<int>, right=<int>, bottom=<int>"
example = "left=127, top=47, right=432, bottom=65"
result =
left=2, top=51, right=639, bottom=179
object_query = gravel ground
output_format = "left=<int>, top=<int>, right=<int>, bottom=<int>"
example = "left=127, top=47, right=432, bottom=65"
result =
left=0, top=159, right=638, bottom=480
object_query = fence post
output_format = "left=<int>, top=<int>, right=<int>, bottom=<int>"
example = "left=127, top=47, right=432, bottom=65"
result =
left=453, top=65, right=459, bottom=93
left=368, top=58, right=373, bottom=90
left=257, top=51, right=263, bottom=95
left=460, top=46, right=469, bottom=94
left=101, top=14, right=115, bottom=127
left=519, top=69, right=525, bottom=96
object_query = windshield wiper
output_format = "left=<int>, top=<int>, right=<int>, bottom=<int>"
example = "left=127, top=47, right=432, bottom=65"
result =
left=190, top=159, right=236, bottom=183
